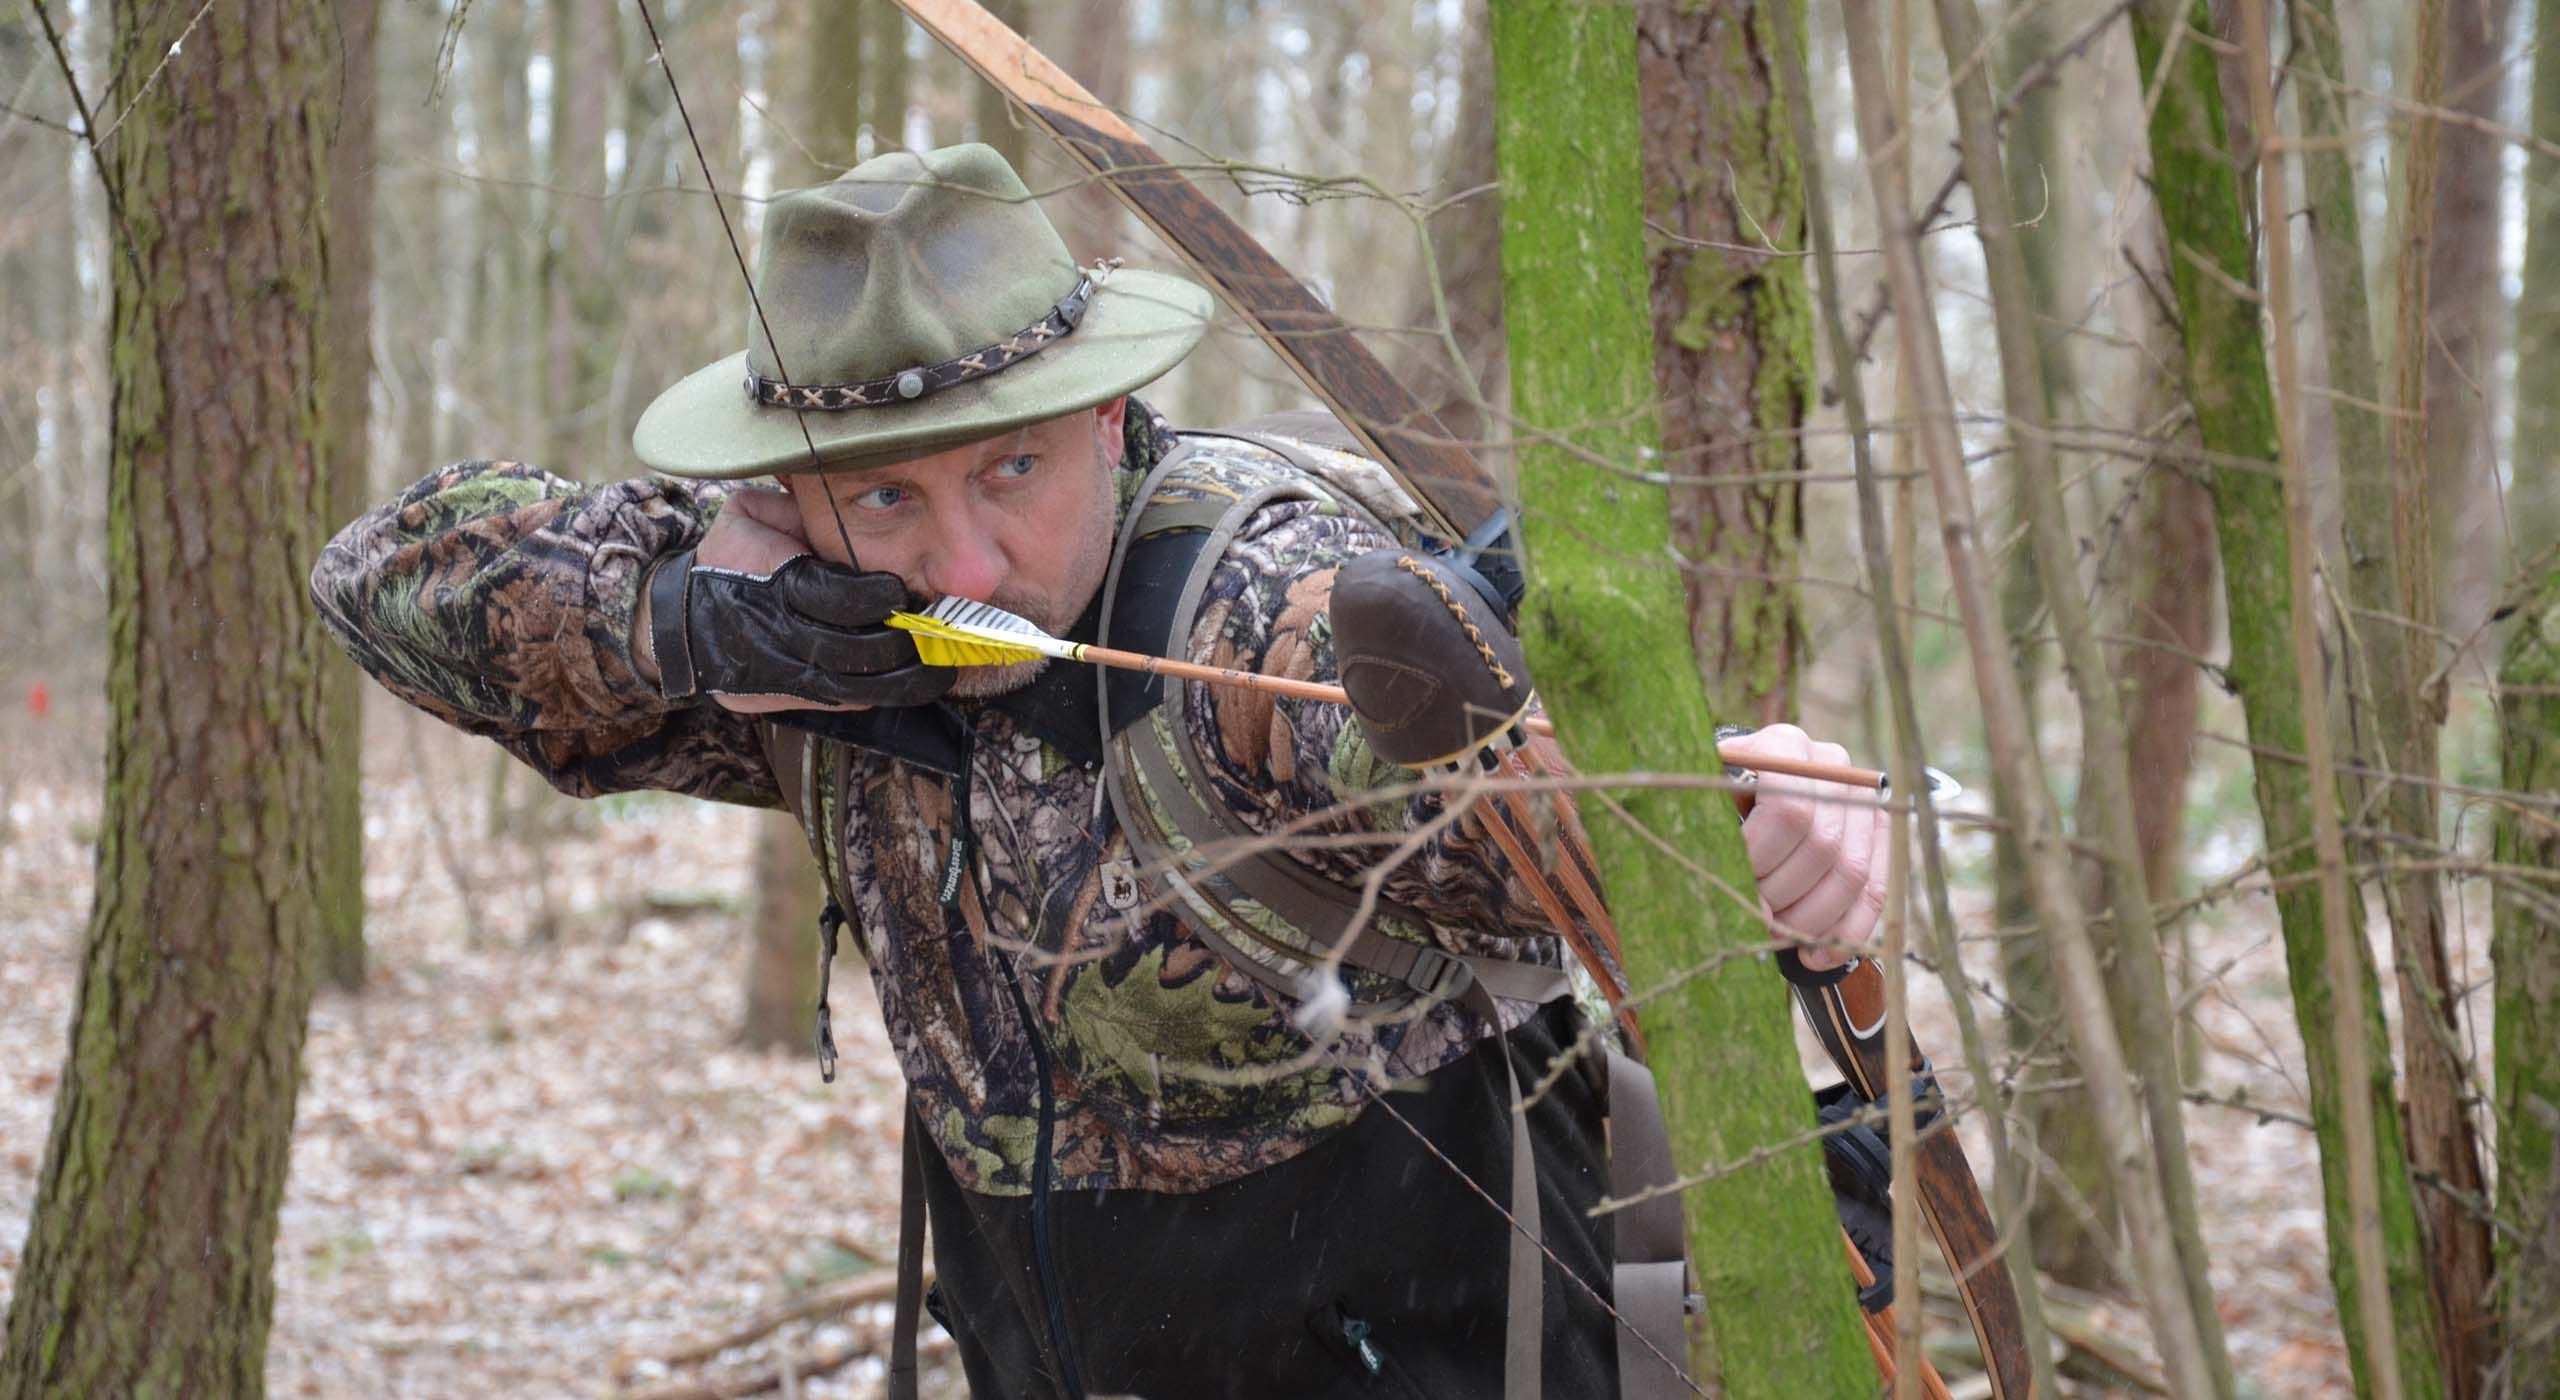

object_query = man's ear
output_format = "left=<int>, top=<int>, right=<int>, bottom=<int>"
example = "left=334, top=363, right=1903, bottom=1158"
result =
left=1093, top=396, right=1130, bottom=464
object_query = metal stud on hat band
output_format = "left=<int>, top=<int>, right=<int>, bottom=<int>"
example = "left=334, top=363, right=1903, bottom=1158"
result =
left=744, top=265, right=1110, bottom=412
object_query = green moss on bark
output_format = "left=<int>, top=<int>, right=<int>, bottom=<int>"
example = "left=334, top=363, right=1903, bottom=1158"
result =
left=2125, top=4, right=2446, bottom=1395
left=1491, top=0, right=1872, bottom=1392
left=2494, top=566, right=2560, bottom=1395
left=0, top=1, right=337, bottom=1394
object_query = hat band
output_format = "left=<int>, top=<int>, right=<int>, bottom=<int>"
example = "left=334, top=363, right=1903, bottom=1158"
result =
left=745, top=271, right=1102, bottom=412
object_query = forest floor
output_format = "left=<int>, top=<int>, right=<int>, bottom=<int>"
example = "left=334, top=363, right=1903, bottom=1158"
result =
left=0, top=693, right=2384, bottom=1398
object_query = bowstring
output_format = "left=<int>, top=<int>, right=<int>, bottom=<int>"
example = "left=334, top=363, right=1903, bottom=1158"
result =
left=631, top=0, right=865, bottom=572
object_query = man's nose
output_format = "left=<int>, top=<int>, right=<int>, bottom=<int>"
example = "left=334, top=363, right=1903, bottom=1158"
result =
left=919, top=505, right=1007, bottom=603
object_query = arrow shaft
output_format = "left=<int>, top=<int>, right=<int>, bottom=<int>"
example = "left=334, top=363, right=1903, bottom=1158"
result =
left=1070, top=641, right=1891, bottom=788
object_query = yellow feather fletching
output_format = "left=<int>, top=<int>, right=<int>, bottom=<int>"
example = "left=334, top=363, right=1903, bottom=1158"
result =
left=887, top=609, right=1059, bottom=668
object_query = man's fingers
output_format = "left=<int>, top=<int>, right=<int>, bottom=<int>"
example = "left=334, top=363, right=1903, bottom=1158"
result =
left=1742, top=787, right=1811, bottom=876
left=1789, top=795, right=1880, bottom=930
left=723, top=486, right=807, bottom=535
left=1756, top=780, right=1849, bottom=908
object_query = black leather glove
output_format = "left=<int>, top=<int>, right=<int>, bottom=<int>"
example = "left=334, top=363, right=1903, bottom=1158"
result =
left=1330, top=547, right=1534, bottom=768
left=646, top=548, right=955, bottom=709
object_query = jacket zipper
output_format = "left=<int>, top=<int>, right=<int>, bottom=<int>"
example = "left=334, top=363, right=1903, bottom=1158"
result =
left=945, top=713, right=1086, bottom=1397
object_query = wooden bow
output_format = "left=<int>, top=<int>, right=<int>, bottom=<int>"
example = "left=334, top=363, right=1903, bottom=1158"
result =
left=860, top=3, right=2036, bottom=1391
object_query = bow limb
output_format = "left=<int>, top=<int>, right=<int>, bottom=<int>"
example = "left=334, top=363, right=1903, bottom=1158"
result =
left=1783, top=951, right=2037, bottom=1399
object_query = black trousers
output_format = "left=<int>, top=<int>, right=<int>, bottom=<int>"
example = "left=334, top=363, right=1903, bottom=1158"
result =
left=919, top=1000, right=1624, bottom=1399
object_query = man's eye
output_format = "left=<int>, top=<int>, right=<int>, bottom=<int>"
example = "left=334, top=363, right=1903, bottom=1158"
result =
left=992, top=454, right=1038, bottom=480
left=853, top=484, right=905, bottom=510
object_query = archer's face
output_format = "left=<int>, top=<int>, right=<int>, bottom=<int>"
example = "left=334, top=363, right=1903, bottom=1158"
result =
left=778, top=398, right=1126, bottom=697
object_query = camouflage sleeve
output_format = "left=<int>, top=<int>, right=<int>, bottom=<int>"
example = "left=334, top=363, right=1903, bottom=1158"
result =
left=309, top=459, right=781, bottom=808
left=1175, top=500, right=1565, bottom=958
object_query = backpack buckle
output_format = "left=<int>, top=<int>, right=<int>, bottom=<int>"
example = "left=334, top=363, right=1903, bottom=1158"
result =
left=1405, top=945, right=1476, bottom=1002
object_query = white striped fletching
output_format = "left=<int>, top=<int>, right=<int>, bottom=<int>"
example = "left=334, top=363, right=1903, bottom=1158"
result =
left=887, top=596, right=1086, bottom=668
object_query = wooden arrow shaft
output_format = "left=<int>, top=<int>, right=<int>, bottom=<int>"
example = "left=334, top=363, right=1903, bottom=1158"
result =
left=1081, top=640, right=1890, bottom=788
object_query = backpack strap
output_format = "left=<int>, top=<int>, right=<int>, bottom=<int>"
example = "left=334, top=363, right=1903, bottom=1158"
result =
left=1605, top=1049, right=1702, bottom=1397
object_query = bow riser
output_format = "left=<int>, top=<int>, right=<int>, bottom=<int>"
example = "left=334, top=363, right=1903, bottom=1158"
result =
left=1792, top=956, right=2036, bottom=1399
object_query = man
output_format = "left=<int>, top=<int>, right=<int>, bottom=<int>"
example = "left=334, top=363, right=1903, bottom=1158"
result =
left=311, top=145, right=1888, bottom=1399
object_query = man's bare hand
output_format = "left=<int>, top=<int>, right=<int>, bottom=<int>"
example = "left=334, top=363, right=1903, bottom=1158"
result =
left=697, top=487, right=817, bottom=577
left=1726, top=723, right=1890, bottom=972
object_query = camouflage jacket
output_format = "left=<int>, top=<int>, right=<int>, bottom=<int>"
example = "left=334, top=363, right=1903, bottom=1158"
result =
left=310, top=404, right=1572, bottom=1196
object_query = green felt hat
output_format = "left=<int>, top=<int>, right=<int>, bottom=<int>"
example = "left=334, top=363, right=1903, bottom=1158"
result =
left=634, top=144, right=1211, bottom=479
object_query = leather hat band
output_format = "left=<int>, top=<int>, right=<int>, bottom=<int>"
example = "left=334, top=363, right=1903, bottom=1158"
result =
left=745, top=268, right=1105, bottom=412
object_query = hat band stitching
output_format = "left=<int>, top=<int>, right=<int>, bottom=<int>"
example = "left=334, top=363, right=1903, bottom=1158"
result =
left=743, top=270, right=1103, bottom=412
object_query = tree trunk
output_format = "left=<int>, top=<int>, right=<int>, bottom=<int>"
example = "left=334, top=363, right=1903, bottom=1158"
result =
left=740, top=809, right=830, bottom=1049
left=1997, top=0, right=2109, bottom=1297
left=2492, top=572, right=2560, bottom=1399
left=0, top=0, right=337, bottom=1392
left=867, top=1, right=910, bottom=154
left=800, top=0, right=867, bottom=174
left=2389, top=0, right=2503, bottom=1384
left=543, top=0, right=616, bottom=479
left=2517, top=0, right=2560, bottom=566
left=2127, top=2, right=2448, bottom=1394
left=1634, top=0, right=1811, bottom=726
left=0, top=12, right=50, bottom=642
left=1488, top=0, right=1874, bottom=1389
left=971, top=0, right=1027, bottom=166
left=2422, top=0, right=2519, bottom=652
left=317, top=0, right=378, bottom=992
left=1401, top=0, right=1506, bottom=465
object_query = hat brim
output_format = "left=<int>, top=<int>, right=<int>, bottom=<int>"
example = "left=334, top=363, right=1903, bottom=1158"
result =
left=633, top=269, right=1213, bottom=480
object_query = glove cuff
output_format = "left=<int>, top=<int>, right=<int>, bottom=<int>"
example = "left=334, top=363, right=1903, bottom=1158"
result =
left=648, top=549, right=701, bottom=702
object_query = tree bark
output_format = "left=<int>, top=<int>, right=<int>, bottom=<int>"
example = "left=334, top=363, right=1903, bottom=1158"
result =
left=1401, top=0, right=1506, bottom=465
left=740, top=809, right=830, bottom=1049
left=2492, top=570, right=2560, bottom=1399
left=2127, top=2, right=2449, bottom=1394
left=543, top=0, right=616, bottom=479
left=1488, top=0, right=1874, bottom=1388
left=1634, top=0, right=1811, bottom=726
left=318, top=0, right=378, bottom=992
left=867, top=1, right=910, bottom=154
left=0, top=0, right=337, bottom=1392
left=1842, top=3, right=2223, bottom=1388
left=0, top=12, right=51, bottom=642
left=2421, top=0, right=2519, bottom=652
left=2296, top=1, right=2496, bottom=1388
left=2517, top=0, right=2560, bottom=565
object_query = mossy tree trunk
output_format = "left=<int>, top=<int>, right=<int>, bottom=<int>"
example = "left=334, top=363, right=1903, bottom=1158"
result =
left=2126, top=3, right=2447, bottom=1394
left=2300, top=0, right=2493, bottom=1384
left=2492, top=569, right=2560, bottom=1398
left=1634, top=0, right=1810, bottom=727
left=1488, top=0, right=1873, bottom=1390
left=0, top=0, right=338, bottom=1393
left=317, top=0, right=378, bottom=992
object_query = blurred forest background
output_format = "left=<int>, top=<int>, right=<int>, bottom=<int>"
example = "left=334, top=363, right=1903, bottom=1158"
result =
left=0, top=0, right=2556, bottom=1396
